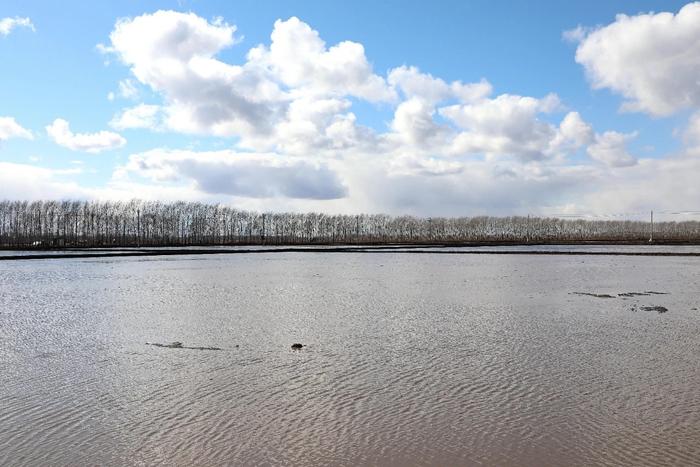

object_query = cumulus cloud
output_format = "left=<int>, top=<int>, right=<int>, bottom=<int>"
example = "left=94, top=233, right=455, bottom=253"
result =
left=0, top=117, right=33, bottom=141
left=0, top=17, right=34, bottom=36
left=46, top=118, right=126, bottom=153
left=254, top=17, right=395, bottom=102
left=557, top=111, right=594, bottom=147
left=440, top=93, right=565, bottom=160
left=388, top=65, right=491, bottom=104
left=103, top=10, right=282, bottom=140
left=390, top=97, right=450, bottom=149
left=574, top=2, right=700, bottom=116
left=101, top=11, right=396, bottom=148
left=120, top=149, right=347, bottom=199
left=586, top=131, right=637, bottom=167
left=101, top=10, right=617, bottom=165
left=100, top=12, right=403, bottom=152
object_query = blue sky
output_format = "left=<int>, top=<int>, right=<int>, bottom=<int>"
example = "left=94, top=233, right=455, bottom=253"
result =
left=1, top=1, right=699, bottom=218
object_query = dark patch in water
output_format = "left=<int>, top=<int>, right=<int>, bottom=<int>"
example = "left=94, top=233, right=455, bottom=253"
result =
left=146, top=342, right=223, bottom=351
left=618, top=292, right=651, bottom=297
left=571, top=292, right=616, bottom=299
left=640, top=306, right=668, bottom=314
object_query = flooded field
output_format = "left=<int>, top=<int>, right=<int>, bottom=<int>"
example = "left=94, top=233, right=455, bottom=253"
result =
left=1, top=250, right=699, bottom=466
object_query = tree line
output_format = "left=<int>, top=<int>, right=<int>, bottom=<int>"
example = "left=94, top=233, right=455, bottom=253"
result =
left=0, top=200, right=698, bottom=248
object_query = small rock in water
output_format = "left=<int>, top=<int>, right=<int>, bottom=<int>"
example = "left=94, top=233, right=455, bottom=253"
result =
left=291, top=343, right=304, bottom=350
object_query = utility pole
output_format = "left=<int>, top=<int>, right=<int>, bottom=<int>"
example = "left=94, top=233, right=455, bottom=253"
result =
left=649, top=210, right=654, bottom=243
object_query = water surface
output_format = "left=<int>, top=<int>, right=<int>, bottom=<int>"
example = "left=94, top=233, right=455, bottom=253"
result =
left=1, top=252, right=699, bottom=466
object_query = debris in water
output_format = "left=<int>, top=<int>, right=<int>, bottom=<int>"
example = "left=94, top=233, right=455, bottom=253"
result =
left=644, top=291, right=669, bottom=295
left=640, top=306, right=668, bottom=314
left=149, top=341, right=183, bottom=348
left=291, top=343, right=304, bottom=350
left=618, top=292, right=651, bottom=297
left=146, top=342, right=223, bottom=351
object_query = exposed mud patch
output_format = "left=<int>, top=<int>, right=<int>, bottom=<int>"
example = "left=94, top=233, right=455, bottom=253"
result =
left=573, top=291, right=671, bottom=314
left=571, top=292, right=616, bottom=298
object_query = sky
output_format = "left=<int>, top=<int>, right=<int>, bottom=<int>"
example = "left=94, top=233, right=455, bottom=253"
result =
left=1, top=0, right=700, bottom=220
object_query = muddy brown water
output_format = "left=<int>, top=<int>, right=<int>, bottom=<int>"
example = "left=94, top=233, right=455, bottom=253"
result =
left=1, top=250, right=699, bottom=466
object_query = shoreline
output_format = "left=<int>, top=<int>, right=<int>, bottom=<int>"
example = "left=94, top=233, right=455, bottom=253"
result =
left=2, top=244, right=700, bottom=261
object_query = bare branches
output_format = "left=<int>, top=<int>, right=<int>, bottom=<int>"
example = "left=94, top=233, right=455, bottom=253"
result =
left=0, top=200, right=699, bottom=248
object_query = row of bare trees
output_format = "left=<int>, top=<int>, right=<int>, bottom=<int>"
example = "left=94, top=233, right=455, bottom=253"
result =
left=1, top=200, right=698, bottom=248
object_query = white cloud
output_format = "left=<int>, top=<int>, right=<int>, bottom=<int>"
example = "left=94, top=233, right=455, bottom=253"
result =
left=578, top=151, right=700, bottom=215
left=102, top=11, right=397, bottom=149
left=388, top=154, right=464, bottom=177
left=0, top=117, right=33, bottom=141
left=547, top=111, right=595, bottom=156
left=104, top=10, right=286, bottom=141
left=574, top=2, right=700, bottom=116
left=440, top=93, right=564, bottom=160
left=268, top=97, right=371, bottom=154
left=101, top=11, right=618, bottom=167
left=46, top=118, right=126, bottom=153
left=557, top=111, right=594, bottom=147
left=110, top=104, right=163, bottom=130
left=120, top=149, right=347, bottom=199
left=390, top=97, right=450, bottom=149
left=586, top=131, right=637, bottom=167
left=256, top=17, right=395, bottom=102
left=0, top=17, right=34, bottom=36
left=388, top=65, right=491, bottom=104
left=0, top=162, right=86, bottom=199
